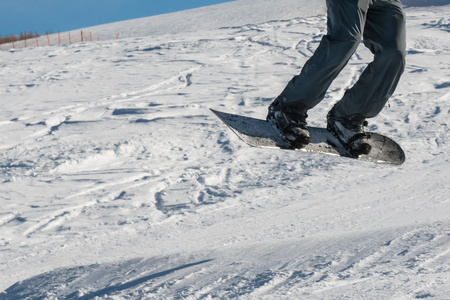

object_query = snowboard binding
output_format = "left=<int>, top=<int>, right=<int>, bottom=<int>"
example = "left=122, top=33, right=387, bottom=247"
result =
left=327, top=107, right=372, bottom=156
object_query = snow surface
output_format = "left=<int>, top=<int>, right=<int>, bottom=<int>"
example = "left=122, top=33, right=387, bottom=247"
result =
left=1, top=0, right=450, bottom=299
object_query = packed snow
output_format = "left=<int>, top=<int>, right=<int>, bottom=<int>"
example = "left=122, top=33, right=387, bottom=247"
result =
left=1, top=0, right=449, bottom=299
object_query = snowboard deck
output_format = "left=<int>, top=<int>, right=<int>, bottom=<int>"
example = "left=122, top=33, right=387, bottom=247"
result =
left=211, top=109, right=405, bottom=165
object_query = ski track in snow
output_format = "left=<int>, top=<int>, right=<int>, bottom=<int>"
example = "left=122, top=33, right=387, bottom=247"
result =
left=0, top=2, right=450, bottom=299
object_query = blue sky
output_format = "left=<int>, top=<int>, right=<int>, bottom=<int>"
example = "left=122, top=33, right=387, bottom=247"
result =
left=0, top=0, right=235, bottom=37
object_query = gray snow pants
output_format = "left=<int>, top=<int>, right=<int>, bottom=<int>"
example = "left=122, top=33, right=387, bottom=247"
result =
left=280, top=0, right=406, bottom=119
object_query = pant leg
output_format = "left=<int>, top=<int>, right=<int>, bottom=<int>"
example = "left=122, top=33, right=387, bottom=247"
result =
left=280, top=0, right=371, bottom=111
left=333, top=0, right=406, bottom=118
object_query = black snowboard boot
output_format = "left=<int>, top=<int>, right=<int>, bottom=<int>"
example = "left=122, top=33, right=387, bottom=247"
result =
left=327, top=106, right=372, bottom=156
left=267, top=97, right=311, bottom=148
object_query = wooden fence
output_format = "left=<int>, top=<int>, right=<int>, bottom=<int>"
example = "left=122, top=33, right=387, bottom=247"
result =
left=0, top=31, right=104, bottom=50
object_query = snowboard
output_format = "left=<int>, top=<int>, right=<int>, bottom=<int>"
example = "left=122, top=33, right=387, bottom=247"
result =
left=211, top=109, right=405, bottom=165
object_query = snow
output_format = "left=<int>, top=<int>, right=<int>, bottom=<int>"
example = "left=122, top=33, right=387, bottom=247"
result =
left=1, top=0, right=449, bottom=299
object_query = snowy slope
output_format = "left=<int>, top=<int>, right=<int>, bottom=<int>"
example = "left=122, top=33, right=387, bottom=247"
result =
left=83, top=0, right=449, bottom=39
left=83, top=0, right=326, bottom=39
left=1, top=0, right=450, bottom=299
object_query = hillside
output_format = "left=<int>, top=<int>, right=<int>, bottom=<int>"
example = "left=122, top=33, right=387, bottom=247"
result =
left=83, top=0, right=449, bottom=39
left=1, top=0, right=449, bottom=299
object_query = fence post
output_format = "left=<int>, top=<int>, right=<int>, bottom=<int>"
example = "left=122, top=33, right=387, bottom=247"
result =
left=58, top=32, right=60, bottom=44
left=69, top=32, right=71, bottom=44
left=47, top=31, right=50, bottom=46
left=24, top=31, right=27, bottom=48
left=36, top=32, right=39, bottom=47
left=11, top=34, right=15, bottom=49
left=81, top=30, right=84, bottom=42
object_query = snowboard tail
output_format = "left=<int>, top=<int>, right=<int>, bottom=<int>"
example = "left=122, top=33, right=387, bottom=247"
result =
left=211, top=109, right=405, bottom=165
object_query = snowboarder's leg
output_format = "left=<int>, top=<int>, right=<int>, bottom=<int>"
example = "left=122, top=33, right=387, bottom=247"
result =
left=278, top=0, right=371, bottom=111
left=331, top=0, right=406, bottom=119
